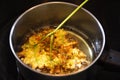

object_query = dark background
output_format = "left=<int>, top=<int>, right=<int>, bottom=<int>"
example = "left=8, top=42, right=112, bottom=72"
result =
left=0, top=0, right=120, bottom=80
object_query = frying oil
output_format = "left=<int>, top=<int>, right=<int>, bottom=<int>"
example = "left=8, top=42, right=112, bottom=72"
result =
left=37, top=25, right=94, bottom=62
left=61, top=25, right=94, bottom=62
left=67, top=31, right=93, bottom=62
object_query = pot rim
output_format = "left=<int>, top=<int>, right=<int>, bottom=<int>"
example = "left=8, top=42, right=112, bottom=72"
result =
left=9, top=1, right=105, bottom=77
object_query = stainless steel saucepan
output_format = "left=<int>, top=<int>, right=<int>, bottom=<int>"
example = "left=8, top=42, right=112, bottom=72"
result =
left=9, top=1, right=105, bottom=80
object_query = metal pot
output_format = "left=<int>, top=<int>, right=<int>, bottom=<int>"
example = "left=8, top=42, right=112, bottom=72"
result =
left=9, top=1, right=105, bottom=80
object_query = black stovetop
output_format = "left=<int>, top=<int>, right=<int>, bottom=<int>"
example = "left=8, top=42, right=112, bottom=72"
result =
left=0, top=0, right=120, bottom=80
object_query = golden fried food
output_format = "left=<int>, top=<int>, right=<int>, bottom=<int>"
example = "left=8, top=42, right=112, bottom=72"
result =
left=18, top=26, right=90, bottom=74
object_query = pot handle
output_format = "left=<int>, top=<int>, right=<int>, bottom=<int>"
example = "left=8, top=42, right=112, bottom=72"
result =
left=99, top=49, right=120, bottom=68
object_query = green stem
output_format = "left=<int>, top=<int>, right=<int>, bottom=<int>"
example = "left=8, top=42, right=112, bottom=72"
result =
left=41, top=0, right=88, bottom=41
left=50, top=34, right=54, bottom=54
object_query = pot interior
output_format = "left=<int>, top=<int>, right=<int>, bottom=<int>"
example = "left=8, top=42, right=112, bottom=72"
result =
left=10, top=2, right=105, bottom=76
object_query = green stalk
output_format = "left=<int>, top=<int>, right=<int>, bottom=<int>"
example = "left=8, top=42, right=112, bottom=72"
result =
left=41, top=0, right=88, bottom=41
left=50, top=34, right=54, bottom=54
